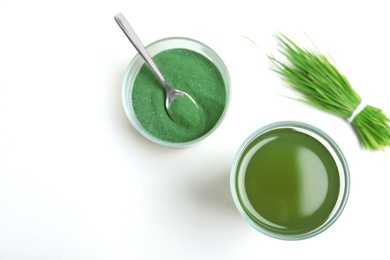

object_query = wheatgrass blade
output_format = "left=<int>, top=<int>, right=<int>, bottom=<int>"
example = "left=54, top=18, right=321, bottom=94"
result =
left=269, top=34, right=390, bottom=151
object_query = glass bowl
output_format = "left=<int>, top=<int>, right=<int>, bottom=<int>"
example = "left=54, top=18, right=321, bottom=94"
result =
left=121, top=37, right=231, bottom=147
left=230, top=121, right=350, bottom=240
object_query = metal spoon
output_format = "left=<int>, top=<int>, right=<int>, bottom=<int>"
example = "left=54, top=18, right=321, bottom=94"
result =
left=114, top=13, right=197, bottom=118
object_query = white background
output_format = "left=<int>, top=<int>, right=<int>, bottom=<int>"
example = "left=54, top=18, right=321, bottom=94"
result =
left=1, top=0, right=389, bottom=259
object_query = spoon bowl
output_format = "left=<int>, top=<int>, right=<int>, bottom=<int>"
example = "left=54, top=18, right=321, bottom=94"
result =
left=114, top=13, right=197, bottom=119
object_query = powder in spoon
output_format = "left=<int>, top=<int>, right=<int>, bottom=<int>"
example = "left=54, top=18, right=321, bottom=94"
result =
left=167, top=95, right=205, bottom=130
left=131, top=48, right=226, bottom=143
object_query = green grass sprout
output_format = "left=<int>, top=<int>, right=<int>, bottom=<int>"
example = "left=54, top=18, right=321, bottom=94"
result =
left=269, top=34, right=390, bottom=151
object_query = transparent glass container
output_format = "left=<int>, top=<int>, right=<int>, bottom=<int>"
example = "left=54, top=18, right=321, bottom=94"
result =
left=121, top=37, right=231, bottom=147
left=230, top=121, right=350, bottom=240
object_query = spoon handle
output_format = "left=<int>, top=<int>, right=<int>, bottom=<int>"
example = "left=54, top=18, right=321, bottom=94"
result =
left=114, top=13, right=166, bottom=84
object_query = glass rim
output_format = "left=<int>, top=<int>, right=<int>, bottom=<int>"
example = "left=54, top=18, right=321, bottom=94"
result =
left=121, top=37, right=231, bottom=147
left=230, top=121, right=350, bottom=240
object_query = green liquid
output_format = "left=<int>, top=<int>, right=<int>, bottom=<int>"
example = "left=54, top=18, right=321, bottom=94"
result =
left=132, top=48, right=226, bottom=143
left=238, top=128, right=340, bottom=235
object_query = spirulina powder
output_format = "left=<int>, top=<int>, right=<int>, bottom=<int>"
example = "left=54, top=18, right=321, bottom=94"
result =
left=132, top=48, right=227, bottom=143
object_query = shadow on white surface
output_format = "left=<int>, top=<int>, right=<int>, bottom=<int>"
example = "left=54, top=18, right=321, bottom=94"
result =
left=187, top=164, right=239, bottom=218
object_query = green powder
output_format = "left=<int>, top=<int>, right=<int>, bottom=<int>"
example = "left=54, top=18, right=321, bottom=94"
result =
left=132, top=48, right=226, bottom=143
left=238, top=128, right=340, bottom=235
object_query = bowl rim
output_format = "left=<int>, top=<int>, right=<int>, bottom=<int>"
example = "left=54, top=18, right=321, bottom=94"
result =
left=230, top=120, right=350, bottom=240
left=121, top=36, right=231, bottom=147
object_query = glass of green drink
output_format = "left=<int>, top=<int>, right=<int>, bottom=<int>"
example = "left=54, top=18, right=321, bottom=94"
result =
left=231, top=121, right=350, bottom=240
left=121, top=37, right=231, bottom=147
